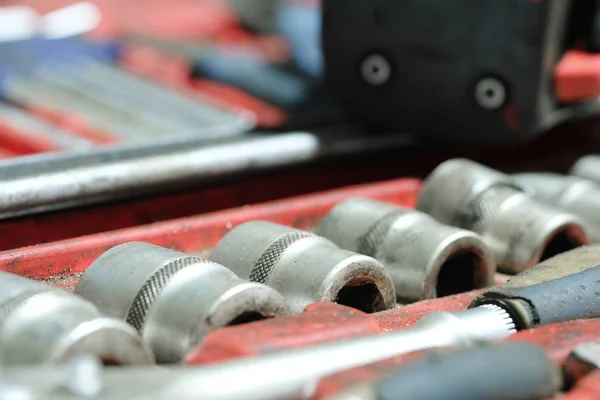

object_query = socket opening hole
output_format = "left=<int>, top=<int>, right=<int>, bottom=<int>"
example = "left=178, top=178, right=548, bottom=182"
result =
left=100, top=357, right=122, bottom=366
left=336, top=278, right=385, bottom=314
left=227, top=311, right=268, bottom=326
left=540, top=227, right=585, bottom=262
left=436, top=251, right=485, bottom=297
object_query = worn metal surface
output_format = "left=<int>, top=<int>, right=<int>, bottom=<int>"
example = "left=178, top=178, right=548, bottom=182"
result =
left=0, top=161, right=420, bottom=251
left=210, top=221, right=396, bottom=313
left=0, top=178, right=420, bottom=279
left=317, top=198, right=496, bottom=302
left=0, top=271, right=153, bottom=366
left=0, top=171, right=597, bottom=395
left=0, top=132, right=320, bottom=220
left=417, top=158, right=588, bottom=274
left=0, top=117, right=596, bottom=251
left=74, top=242, right=289, bottom=363
left=513, top=173, right=600, bottom=243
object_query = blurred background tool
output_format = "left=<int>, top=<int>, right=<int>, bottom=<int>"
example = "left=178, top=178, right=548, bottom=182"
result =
left=416, top=158, right=588, bottom=274
left=74, top=242, right=289, bottom=364
left=570, top=155, right=600, bottom=184
left=125, top=34, right=315, bottom=110
left=0, top=271, right=153, bottom=366
left=323, top=1, right=600, bottom=146
left=209, top=220, right=397, bottom=313
left=0, top=132, right=319, bottom=219
left=0, top=102, right=95, bottom=154
left=317, top=197, right=496, bottom=302
left=326, top=343, right=561, bottom=400
left=0, top=36, right=253, bottom=144
left=512, top=173, right=600, bottom=243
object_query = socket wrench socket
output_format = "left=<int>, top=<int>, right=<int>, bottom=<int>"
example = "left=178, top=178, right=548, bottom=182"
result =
left=74, top=242, right=290, bottom=363
left=209, top=221, right=397, bottom=313
left=513, top=173, right=600, bottom=243
left=570, top=155, right=600, bottom=183
left=416, top=159, right=588, bottom=274
left=0, top=272, right=153, bottom=366
left=317, top=198, right=496, bottom=302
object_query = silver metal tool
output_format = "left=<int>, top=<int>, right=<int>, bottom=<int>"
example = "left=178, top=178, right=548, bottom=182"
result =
left=3, top=74, right=141, bottom=142
left=571, top=155, right=600, bottom=184
left=35, top=66, right=188, bottom=131
left=0, top=103, right=95, bottom=151
left=0, top=132, right=320, bottom=219
left=416, top=158, right=588, bottom=274
left=0, top=121, right=415, bottom=221
left=74, top=242, right=290, bottom=363
left=81, top=62, right=246, bottom=127
left=37, top=64, right=211, bottom=136
left=1, top=304, right=516, bottom=400
left=317, top=198, right=496, bottom=302
left=0, top=271, right=153, bottom=366
left=513, top=173, right=600, bottom=243
left=210, top=221, right=397, bottom=313
left=31, top=69, right=178, bottom=140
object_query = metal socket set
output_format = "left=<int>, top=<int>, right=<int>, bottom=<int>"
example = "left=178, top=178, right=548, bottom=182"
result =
left=74, top=242, right=290, bottom=363
left=209, top=221, right=397, bottom=314
left=416, top=159, right=589, bottom=274
left=3, top=155, right=600, bottom=399
left=0, top=271, right=153, bottom=366
left=317, top=198, right=496, bottom=302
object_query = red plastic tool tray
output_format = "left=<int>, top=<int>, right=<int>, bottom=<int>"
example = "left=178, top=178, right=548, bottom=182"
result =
left=1, top=177, right=600, bottom=399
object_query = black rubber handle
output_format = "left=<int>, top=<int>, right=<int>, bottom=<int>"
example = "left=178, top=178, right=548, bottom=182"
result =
left=377, top=343, right=561, bottom=400
left=471, top=245, right=600, bottom=329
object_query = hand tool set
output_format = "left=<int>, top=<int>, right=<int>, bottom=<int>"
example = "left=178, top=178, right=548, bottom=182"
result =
left=2, top=1, right=600, bottom=399
left=0, top=154, right=598, bottom=398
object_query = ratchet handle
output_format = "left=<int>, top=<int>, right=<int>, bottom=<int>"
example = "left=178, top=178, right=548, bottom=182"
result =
left=376, top=343, right=561, bottom=400
left=471, top=246, right=600, bottom=329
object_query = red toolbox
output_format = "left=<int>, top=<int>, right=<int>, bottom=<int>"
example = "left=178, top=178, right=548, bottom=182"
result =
left=1, top=176, right=599, bottom=398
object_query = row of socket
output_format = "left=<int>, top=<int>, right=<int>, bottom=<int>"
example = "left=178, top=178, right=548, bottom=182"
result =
left=1, top=157, right=595, bottom=367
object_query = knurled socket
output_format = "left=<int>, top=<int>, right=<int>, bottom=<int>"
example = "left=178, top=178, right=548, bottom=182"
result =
left=0, top=271, right=153, bottom=366
left=74, top=242, right=290, bottom=363
left=317, top=198, right=496, bottom=302
left=513, top=173, right=600, bottom=243
left=416, top=159, right=588, bottom=274
left=209, top=221, right=397, bottom=313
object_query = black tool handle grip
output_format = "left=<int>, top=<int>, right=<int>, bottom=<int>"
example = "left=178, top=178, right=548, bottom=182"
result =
left=377, top=343, right=561, bottom=400
left=471, top=246, right=600, bottom=329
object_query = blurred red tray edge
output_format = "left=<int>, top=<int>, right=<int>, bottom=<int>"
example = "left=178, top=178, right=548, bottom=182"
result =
left=0, top=178, right=421, bottom=282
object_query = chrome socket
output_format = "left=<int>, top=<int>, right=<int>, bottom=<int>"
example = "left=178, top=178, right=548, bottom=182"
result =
left=209, top=221, right=397, bottom=313
left=74, top=242, right=289, bottom=363
left=317, top=198, right=496, bottom=302
left=570, top=155, right=600, bottom=183
left=416, top=159, right=588, bottom=274
left=513, top=173, right=600, bottom=243
left=0, top=272, right=153, bottom=366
